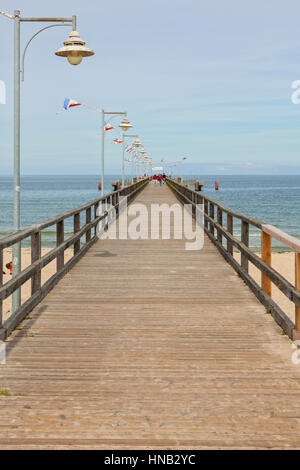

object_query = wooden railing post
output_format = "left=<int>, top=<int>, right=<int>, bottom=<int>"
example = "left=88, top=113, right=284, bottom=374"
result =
left=209, top=202, right=215, bottom=236
left=227, top=214, right=233, bottom=255
left=94, top=202, right=99, bottom=237
left=241, top=221, right=249, bottom=272
left=217, top=207, right=223, bottom=244
left=0, top=248, right=3, bottom=327
left=104, top=198, right=108, bottom=231
left=108, top=194, right=114, bottom=224
left=56, top=221, right=64, bottom=271
left=261, top=230, right=272, bottom=297
left=204, top=200, right=208, bottom=230
left=116, top=193, right=119, bottom=217
left=31, top=231, right=41, bottom=295
left=197, top=194, right=203, bottom=224
left=74, top=212, right=80, bottom=255
left=86, top=207, right=92, bottom=242
left=295, top=252, right=300, bottom=331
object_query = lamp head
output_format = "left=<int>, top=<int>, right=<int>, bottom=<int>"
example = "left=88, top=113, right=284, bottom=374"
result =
left=55, top=30, right=94, bottom=66
left=134, top=138, right=141, bottom=148
left=118, top=117, right=133, bottom=131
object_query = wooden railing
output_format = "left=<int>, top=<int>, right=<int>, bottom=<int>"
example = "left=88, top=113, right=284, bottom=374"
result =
left=167, top=178, right=300, bottom=340
left=0, top=178, right=150, bottom=340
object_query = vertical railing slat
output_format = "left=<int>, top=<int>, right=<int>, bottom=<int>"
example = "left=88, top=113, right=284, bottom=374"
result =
left=227, top=214, right=233, bottom=255
left=74, top=212, right=80, bottom=255
left=86, top=207, right=92, bottom=242
left=217, top=207, right=223, bottom=244
left=261, top=230, right=272, bottom=297
left=241, top=220, right=249, bottom=272
left=295, top=252, right=300, bottom=331
left=209, top=202, right=215, bottom=236
left=56, top=221, right=64, bottom=272
left=204, top=200, right=208, bottom=230
left=0, top=247, right=3, bottom=327
left=94, top=202, right=99, bottom=237
left=31, top=230, right=41, bottom=295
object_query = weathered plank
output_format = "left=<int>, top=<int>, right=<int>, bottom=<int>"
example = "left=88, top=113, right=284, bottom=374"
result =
left=0, top=182, right=300, bottom=450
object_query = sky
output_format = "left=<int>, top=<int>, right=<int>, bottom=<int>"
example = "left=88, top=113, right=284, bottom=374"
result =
left=1, top=0, right=300, bottom=175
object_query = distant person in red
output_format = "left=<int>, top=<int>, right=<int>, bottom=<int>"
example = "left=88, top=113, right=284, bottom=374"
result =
left=158, top=174, right=163, bottom=186
left=153, top=174, right=157, bottom=184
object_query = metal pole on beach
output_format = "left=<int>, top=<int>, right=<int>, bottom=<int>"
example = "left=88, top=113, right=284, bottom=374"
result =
left=122, top=132, right=125, bottom=188
left=101, top=110, right=105, bottom=196
left=1, top=9, right=94, bottom=313
left=12, top=10, right=21, bottom=311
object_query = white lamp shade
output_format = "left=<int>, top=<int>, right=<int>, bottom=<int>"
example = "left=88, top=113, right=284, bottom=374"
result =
left=55, top=30, right=94, bottom=66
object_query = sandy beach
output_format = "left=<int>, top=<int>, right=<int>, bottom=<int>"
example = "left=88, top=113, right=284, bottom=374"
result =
left=2, top=248, right=73, bottom=323
left=1, top=246, right=297, bottom=326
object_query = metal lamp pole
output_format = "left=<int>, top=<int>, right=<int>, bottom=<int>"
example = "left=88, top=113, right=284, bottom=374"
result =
left=100, top=111, right=126, bottom=196
left=0, top=10, right=94, bottom=312
left=121, top=134, right=139, bottom=185
left=118, top=118, right=133, bottom=187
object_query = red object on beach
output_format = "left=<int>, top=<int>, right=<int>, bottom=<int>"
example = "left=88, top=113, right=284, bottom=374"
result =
left=215, top=181, right=219, bottom=191
left=6, top=261, right=12, bottom=275
left=98, top=181, right=102, bottom=191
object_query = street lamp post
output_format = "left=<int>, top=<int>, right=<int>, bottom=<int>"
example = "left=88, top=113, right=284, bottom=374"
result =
left=121, top=134, right=139, bottom=184
left=118, top=120, right=134, bottom=187
left=0, top=10, right=94, bottom=312
left=100, top=111, right=127, bottom=196
left=133, top=138, right=141, bottom=181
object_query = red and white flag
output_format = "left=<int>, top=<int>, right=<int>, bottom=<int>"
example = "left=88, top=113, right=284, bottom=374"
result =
left=104, top=122, right=114, bottom=131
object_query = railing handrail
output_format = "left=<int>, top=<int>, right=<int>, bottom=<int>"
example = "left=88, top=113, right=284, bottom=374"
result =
left=0, top=177, right=150, bottom=339
left=0, top=180, right=146, bottom=249
left=262, top=224, right=300, bottom=253
left=167, top=177, right=300, bottom=340
left=167, top=177, right=263, bottom=228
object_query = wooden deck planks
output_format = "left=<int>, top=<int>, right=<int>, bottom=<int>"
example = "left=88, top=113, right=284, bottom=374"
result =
left=0, top=182, right=300, bottom=449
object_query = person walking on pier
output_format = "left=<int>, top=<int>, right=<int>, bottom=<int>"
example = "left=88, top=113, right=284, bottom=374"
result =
left=158, top=174, right=163, bottom=186
left=153, top=174, right=157, bottom=184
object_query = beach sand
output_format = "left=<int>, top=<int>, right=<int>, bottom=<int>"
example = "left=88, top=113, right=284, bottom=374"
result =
left=234, top=251, right=297, bottom=324
left=2, top=248, right=73, bottom=323
left=1, top=247, right=297, bottom=327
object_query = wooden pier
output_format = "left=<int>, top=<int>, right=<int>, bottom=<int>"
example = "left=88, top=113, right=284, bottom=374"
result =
left=1, top=180, right=300, bottom=449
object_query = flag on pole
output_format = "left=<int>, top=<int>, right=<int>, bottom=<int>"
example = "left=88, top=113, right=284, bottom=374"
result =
left=63, top=98, right=82, bottom=110
left=104, top=122, right=114, bottom=131
left=113, top=139, right=123, bottom=144
left=126, top=145, right=133, bottom=152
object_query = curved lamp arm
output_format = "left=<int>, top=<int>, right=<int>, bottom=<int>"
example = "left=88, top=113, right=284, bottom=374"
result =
left=21, top=23, right=71, bottom=81
left=106, top=113, right=124, bottom=123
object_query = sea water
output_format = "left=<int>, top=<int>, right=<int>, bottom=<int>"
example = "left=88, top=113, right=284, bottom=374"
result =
left=0, top=174, right=300, bottom=250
